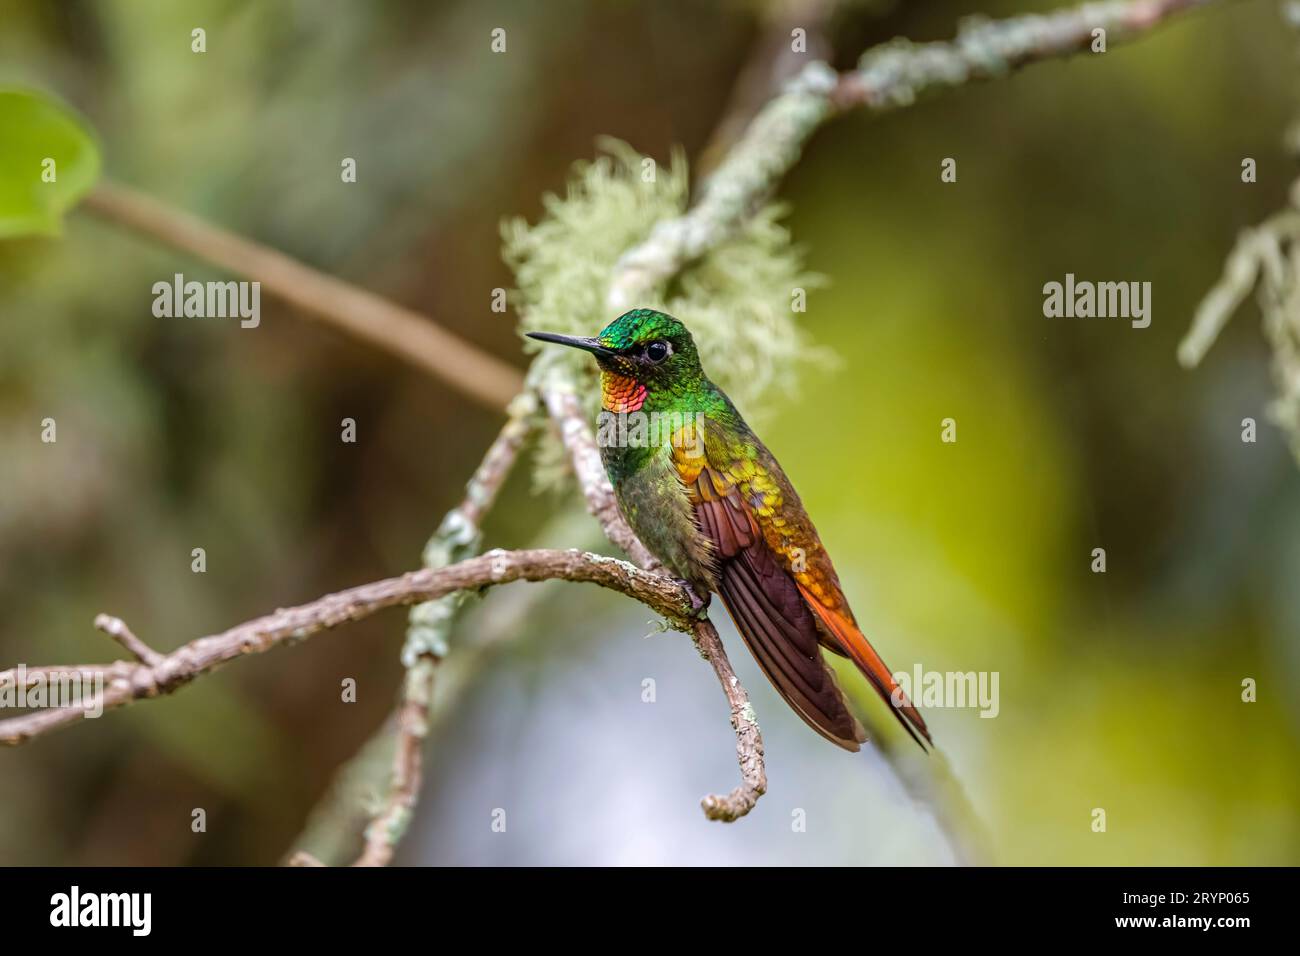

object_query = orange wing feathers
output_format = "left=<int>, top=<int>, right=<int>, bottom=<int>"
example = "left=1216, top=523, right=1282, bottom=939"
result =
left=675, top=431, right=931, bottom=750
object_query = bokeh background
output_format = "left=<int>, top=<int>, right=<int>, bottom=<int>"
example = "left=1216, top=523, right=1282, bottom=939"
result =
left=1, top=0, right=1297, bottom=865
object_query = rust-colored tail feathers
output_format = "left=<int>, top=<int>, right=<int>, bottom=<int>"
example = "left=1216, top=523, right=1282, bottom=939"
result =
left=799, top=589, right=931, bottom=749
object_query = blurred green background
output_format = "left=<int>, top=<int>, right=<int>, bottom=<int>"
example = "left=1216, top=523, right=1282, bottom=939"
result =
left=1, top=0, right=1296, bottom=865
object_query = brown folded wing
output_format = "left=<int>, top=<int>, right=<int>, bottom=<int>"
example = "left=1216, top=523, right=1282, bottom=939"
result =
left=690, top=470, right=867, bottom=751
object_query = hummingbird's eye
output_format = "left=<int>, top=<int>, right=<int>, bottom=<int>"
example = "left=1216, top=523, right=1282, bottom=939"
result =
left=644, top=340, right=671, bottom=364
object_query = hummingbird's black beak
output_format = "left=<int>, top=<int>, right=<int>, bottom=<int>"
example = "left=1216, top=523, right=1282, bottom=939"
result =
left=526, top=331, right=616, bottom=358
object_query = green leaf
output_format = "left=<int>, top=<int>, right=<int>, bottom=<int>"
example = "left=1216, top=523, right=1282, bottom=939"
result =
left=0, top=88, right=101, bottom=238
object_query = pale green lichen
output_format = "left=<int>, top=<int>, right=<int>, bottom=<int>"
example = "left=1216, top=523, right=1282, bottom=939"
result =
left=402, top=507, right=482, bottom=665
left=503, top=139, right=827, bottom=491
left=641, top=619, right=672, bottom=639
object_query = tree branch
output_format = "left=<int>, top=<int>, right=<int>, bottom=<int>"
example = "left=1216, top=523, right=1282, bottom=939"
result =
left=608, top=0, right=1222, bottom=309
left=351, top=393, right=539, bottom=867
left=350, top=663, right=436, bottom=867
left=1179, top=8, right=1300, bottom=467
left=0, top=548, right=696, bottom=747
left=832, top=0, right=1218, bottom=111
left=695, top=0, right=835, bottom=179
left=81, top=181, right=525, bottom=411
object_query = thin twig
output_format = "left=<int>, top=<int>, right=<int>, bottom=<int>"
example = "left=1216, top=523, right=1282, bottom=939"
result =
left=0, top=662, right=135, bottom=687
left=692, top=619, right=767, bottom=820
left=1180, top=211, right=1300, bottom=367
left=81, top=181, right=524, bottom=411
left=93, top=613, right=164, bottom=667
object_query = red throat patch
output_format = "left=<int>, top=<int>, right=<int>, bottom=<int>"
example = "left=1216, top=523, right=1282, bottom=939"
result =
left=601, top=370, right=647, bottom=413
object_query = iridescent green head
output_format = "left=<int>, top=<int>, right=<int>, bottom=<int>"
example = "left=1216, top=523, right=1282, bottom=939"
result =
left=527, top=309, right=703, bottom=391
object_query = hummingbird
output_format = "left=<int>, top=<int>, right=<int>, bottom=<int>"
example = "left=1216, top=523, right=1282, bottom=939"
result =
left=528, top=309, right=930, bottom=751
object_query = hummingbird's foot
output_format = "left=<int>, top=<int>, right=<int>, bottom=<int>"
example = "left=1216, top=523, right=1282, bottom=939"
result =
left=675, top=579, right=711, bottom=618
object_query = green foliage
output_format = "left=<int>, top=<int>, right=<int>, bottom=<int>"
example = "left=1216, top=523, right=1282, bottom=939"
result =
left=0, top=89, right=101, bottom=238
left=503, top=139, right=826, bottom=488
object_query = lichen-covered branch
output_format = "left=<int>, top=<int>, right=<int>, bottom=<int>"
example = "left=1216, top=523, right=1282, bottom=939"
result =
left=608, top=0, right=1221, bottom=308
left=0, top=548, right=698, bottom=747
left=405, top=391, right=540, bottom=666
left=352, top=392, right=539, bottom=867
left=1181, top=205, right=1300, bottom=464
left=1181, top=210, right=1298, bottom=364
left=833, top=0, right=1218, bottom=111
left=695, top=0, right=835, bottom=178
left=350, top=663, right=436, bottom=867
left=605, top=60, right=838, bottom=312
left=1180, top=5, right=1300, bottom=466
